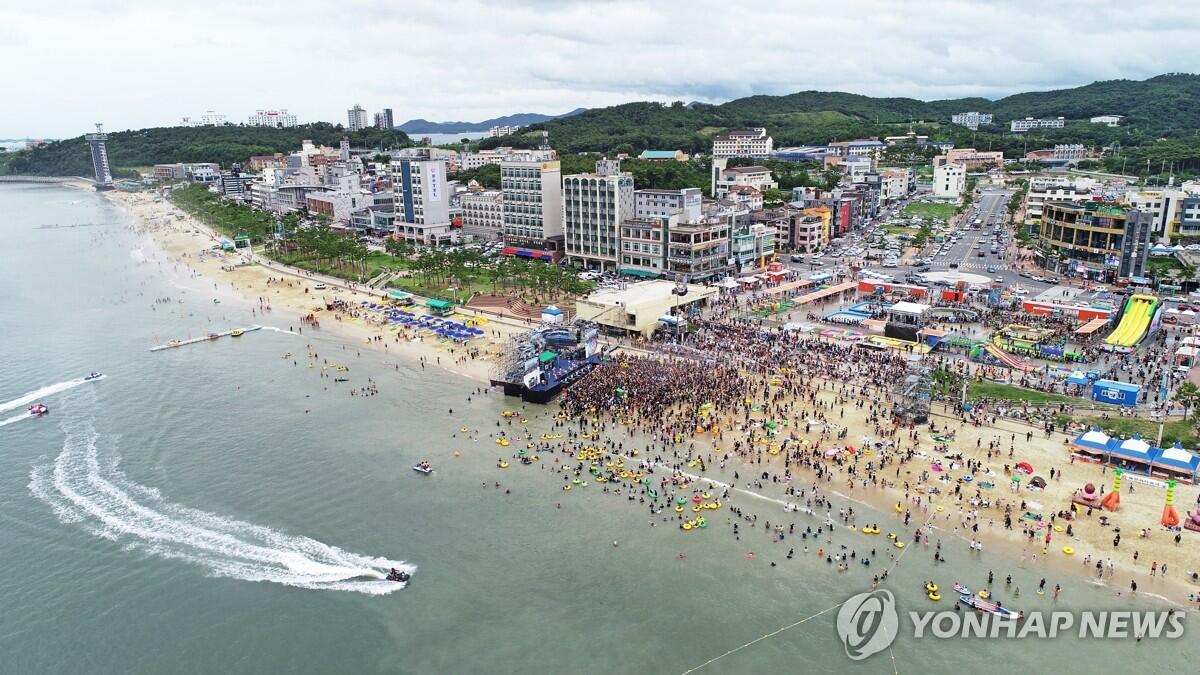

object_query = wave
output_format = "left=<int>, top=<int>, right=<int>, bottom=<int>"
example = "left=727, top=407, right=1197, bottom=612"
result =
left=0, top=378, right=91, bottom=415
left=29, top=417, right=413, bottom=594
left=0, top=412, right=33, bottom=428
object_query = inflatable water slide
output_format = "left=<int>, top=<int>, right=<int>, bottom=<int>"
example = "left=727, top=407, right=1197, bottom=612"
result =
left=1104, top=295, right=1159, bottom=348
left=982, top=343, right=1037, bottom=372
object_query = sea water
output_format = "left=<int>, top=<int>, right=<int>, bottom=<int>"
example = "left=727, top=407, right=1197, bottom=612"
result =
left=0, top=183, right=1195, bottom=674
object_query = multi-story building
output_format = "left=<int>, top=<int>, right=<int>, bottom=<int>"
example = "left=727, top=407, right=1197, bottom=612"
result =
left=791, top=214, right=827, bottom=252
left=185, top=163, right=221, bottom=184
left=828, top=139, right=885, bottom=159
left=181, top=111, right=227, bottom=126
left=1010, top=117, right=1066, bottom=132
left=489, top=125, right=520, bottom=137
left=634, top=187, right=703, bottom=221
left=619, top=216, right=671, bottom=278
left=347, top=104, right=369, bottom=132
left=668, top=215, right=734, bottom=280
left=562, top=163, right=635, bottom=270
left=933, top=164, right=966, bottom=199
left=731, top=222, right=776, bottom=271
left=375, top=108, right=394, bottom=130
left=879, top=168, right=915, bottom=202
left=248, top=153, right=287, bottom=171
left=1038, top=202, right=1152, bottom=280
left=1090, top=115, right=1123, bottom=127
left=85, top=123, right=113, bottom=189
left=248, top=109, right=298, bottom=128
left=1176, top=197, right=1200, bottom=238
left=219, top=164, right=254, bottom=198
left=460, top=189, right=504, bottom=242
left=153, top=163, right=186, bottom=180
left=305, top=188, right=376, bottom=224
left=712, top=128, right=773, bottom=159
left=714, top=165, right=777, bottom=199
left=1125, top=189, right=1186, bottom=239
left=392, top=152, right=455, bottom=245
left=933, top=148, right=1004, bottom=170
left=501, top=157, right=563, bottom=258
left=1023, top=177, right=1096, bottom=225
left=951, top=112, right=993, bottom=130
left=1054, top=144, right=1087, bottom=161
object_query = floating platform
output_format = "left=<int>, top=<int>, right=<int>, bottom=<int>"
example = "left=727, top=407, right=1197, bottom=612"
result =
left=149, top=325, right=262, bottom=351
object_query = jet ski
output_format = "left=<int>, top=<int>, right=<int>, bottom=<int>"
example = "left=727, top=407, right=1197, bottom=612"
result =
left=386, top=568, right=411, bottom=583
left=84, top=372, right=103, bottom=381
left=412, top=461, right=433, bottom=475
left=27, top=404, right=49, bottom=417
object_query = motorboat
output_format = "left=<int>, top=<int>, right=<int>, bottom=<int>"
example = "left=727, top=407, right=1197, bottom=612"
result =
left=84, top=372, right=104, bottom=381
left=27, top=404, right=49, bottom=417
left=386, top=568, right=411, bottom=583
left=412, top=461, right=433, bottom=475
left=230, top=329, right=244, bottom=337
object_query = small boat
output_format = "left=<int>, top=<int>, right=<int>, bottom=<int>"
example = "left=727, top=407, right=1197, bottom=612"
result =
left=386, top=568, right=411, bottom=583
left=207, top=332, right=219, bottom=340
left=952, top=583, right=971, bottom=596
left=212, top=298, right=221, bottom=304
left=333, top=377, right=349, bottom=383
left=412, top=462, right=433, bottom=475
left=958, top=593, right=1022, bottom=619
left=84, top=372, right=104, bottom=381
left=230, top=329, right=244, bottom=337
left=27, top=404, right=49, bottom=417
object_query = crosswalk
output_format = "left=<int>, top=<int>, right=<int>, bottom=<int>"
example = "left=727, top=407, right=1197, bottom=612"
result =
left=928, top=261, right=1009, bottom=271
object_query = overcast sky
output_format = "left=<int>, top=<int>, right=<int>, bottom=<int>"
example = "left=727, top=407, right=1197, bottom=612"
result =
left=3, top=0, right=1199, bottom=139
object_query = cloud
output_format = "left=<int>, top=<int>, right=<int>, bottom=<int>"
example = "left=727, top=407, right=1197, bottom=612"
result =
left=3, top=0, right=1200, bottom=138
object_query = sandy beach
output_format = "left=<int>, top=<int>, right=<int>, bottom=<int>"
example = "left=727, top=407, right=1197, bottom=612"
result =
left=94, top=184, right=1200, bottom=611
left=97, top=187, right=534, bottom=384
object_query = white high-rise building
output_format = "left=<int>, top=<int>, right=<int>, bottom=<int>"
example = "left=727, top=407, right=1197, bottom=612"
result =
left=461, top=190, right=504, bottom=242
left=248, top=109, right=298, bottom=128
left=392, top=153, right=455, bottom=245
left=501, top=158, right=563, bottom=254
left=933, top=164, right=966, bottom=199
left=950, top=112, right=993, bottom=130
left=712, top=128, right=773, bottom=159
left=347, top=104, right=369, bottom=132
left=563, top=163, right=635, bottom=270
left=634, top=188, right=703, bottom=221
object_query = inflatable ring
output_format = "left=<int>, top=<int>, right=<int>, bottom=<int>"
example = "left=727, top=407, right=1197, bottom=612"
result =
left=1037, top=590, right=1045, bottom=596
left=926, top=583, right=939, bottom=593
left=677, top=498, right=686, bottom=505
left=928, top=592, right=941, bottom=601
left=936, top=506, right=944, bottom=512
left=1053, top=525, right=1064, bottom=533
left=682, top=522, right=693, bottom=531
left=978, top=590, right=989, bottom=600
left=698, top=520, right=707, bottom=529
left=675, top=506, right=684, bottom=513
left=498, top=462, right=509, bottom=469
left=692, top=506, right=702, bottom=513
left=572, top=479, right=581, bottom=485
left=1063, top=546, right=1075, bottom=555
left=460, top=427, right=469, bottom=433
left=888, top=533, right=897, bottom=540
left=895, top=542, right=905, bottom=549
left=861, top=526, right=872, bottom=533
left=563, top=485, right=571, bottom=491
left=701, top=492, right=711, bottom=500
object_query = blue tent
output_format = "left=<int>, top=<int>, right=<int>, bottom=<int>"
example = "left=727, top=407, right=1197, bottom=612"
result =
left=1108, top=434, right=1154, bottom=472
left=1072, top=427, right=1115, bottom=456
left=1150, top=443, right=1200, bottom=481
left=1065, top=370, right=1090, bottom=385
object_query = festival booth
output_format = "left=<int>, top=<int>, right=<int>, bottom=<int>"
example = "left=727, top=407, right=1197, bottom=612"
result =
left=1107, top=435, right=1155, bottom=475
left=1150, top=443, right=1200, bottom=484
left=541, top=305, right=564, bottom=325
left=1020, top=300, right=1113, bottom=322
left=1089, top=379, right=1141, bottom=407
left=426, top=298, right=456, bottom=317
left=1071, top=427, right=1115, bottom=462
left=856, top=279, right=928, bottom=299
left=1173, top=346, right=1199, bottom=369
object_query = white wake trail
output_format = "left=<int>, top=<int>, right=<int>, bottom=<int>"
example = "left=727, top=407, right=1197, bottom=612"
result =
left=0, top=412, right=32, bottom=428
left=0, top=378, right=91, bottom=415
left=29, top=418, right=413, bottom=594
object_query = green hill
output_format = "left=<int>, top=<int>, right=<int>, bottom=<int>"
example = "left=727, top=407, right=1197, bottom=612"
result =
left=1, top=124, right=410, bottom=177
left=531, top=74, right=1200, bottom=172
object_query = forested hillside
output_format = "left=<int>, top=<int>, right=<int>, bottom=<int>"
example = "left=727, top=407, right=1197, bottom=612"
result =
left=1, top=124, right=410, bottom=177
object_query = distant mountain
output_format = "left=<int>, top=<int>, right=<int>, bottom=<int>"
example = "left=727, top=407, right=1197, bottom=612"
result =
left=398, top=109, right=586, bottom=134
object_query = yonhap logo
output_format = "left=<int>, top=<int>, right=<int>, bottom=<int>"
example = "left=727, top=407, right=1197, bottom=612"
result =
left=836, top=589, right=899, bottom=660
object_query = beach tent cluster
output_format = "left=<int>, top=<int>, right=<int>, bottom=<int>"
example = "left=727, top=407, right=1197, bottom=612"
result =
left=1071, top=428, right=1200, bottom=482
left=361, top=301, right=485, bottom=341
